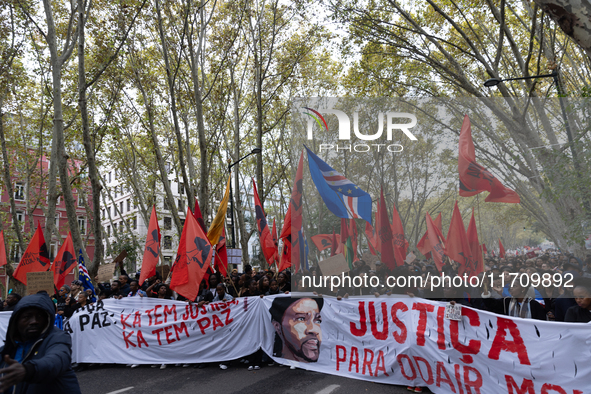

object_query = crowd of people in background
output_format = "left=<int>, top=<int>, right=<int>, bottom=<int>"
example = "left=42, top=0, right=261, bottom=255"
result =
left=0, top=249, right=589, bottom=389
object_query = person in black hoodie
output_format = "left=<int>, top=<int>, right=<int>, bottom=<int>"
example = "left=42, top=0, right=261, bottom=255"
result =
left=0, top=293, right=81, bottom=393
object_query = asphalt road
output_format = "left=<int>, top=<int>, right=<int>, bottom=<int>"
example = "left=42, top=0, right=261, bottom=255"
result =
left=76, top=363, right=432, bottom=394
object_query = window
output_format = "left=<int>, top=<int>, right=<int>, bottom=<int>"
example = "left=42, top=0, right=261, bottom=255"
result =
left=114, top=169, right=117, bottom=180
left=102, top=209, right=105, bottom=220
left=163, top=198, right=170, bottom=211
left=178, top=183, right=184, bottom=195
left=15, top=211, right=24, bottom=224
left=163, top=236, right=172, bottom=249
left=180, top=219, right=185, bottom=228
left=131, top=216, right=137, bottom=230
left=78, top=217, right=86, bottom=235
left=164, top=217, right=171, bottom=230
left=49, top=242, right=57, bottom=260
left=10, top=243, right=21, bottom=263
left=78, top=192, right=85, bottom=206
left=14, top=182, right=25, bottom=200
left=113, top=222, right=117, bottom=233
left=164, top=256, right=172, bottom=265
left=106, top=225, right=111, bottom=237
left=114, top=187, right=117, bottom=198
left=119, top=201, right=123, bottom=215
left=178, top=199, right=184, bottom=212
left=108, top=172, right=112, bottom=183
left=126, top=199, right=131, bottom=212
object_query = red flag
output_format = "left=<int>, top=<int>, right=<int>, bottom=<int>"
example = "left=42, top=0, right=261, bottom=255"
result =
left=139, top=206, right=161, bottom=285
left=170, top=208, right=213, bottom=301
left=252, top=178, right=279, bottom=266
left=337, top=218, right=349, bottom=255
left=499, top=239, right=506, bottom=258
left=214, top=227, right=228, bottom=277
left=482, top=243, right=488, bottom=255
left=417, top=213, right=442, bottom=259
left=364, top=222, right=378, bottom=256
left=13, top=223, right=50, bottom=285
left=467, top=209, right=484, bottom=276
left=52, top=232, right=76, bottom=289
left=278, top=236, right=291, bottom=272
left=193, top=198, right=207, bottom=233
left=289, top=151, right=305, bottom=273
left=446, top=201, right=476, bottom=275
left=0, top=230, right=6, bottom=268
left=426, top=212, right=446, bottom=271
left=391, top=203, right=407, bottom=266
left=330, top=229, right=338, bottom=257
left=311, top=234, right=340, bottom=252
left=378, top=188, right=396, bottom=269
left=349, top=219, right=359, bottom=262
left=459, top=115, right=520, bottom=203
left=526, top=251, right=536, bottom=259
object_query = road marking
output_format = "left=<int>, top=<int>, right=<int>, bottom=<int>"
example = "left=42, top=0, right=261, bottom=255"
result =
left=315, top=384, right=340, bottom=394
left=106, top=387, right=134, bottom=394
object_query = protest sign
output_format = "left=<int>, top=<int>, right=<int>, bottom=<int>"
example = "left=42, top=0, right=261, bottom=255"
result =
left=317, top=254, right=349, bottom=276
left=26, top=271, right=54, bottom=295
left=97, top=263, right=117, bottom=282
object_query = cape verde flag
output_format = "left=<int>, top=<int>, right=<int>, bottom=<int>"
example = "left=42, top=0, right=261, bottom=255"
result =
left=305, top=146, right=372, bottom=224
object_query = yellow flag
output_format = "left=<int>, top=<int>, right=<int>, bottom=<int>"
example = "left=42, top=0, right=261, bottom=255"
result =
left=207, top=175, right=231, bottom=245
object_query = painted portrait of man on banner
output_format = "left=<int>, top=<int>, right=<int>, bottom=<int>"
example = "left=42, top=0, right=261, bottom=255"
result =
left=269, top=297, right=323, bottom=363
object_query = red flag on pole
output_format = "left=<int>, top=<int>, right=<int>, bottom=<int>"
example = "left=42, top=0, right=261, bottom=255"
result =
left=278, top=205, right=292, bottom=272
left=252, top=178, right=279, bottom=266
left=467, top=209, right=484, bottom=275
left=459, top=115, right=520, bottom=203
left=311, top=234, right=340, bottom=252
left=193, top=198, right=207, bottom=233
left=364, top=222, right=378, bottom=256
left=417, top=213, right=442, bottom=259
left=52, top=232, right=76, bottom=289
left=0, top=230, right=7, bottom=268
left=349, top=219, right=359, bottom=262
left=330, top=229, right=338, bottom=256
left=378, top=188, right=396, bottom=269
left=482, top=243, right=488, bottom=255
left=13, top=223, right=51, bottom=285
left=139, top=206, right=161, bottom=285
left=289, top=150, right=305, bottom=273
left=391, top=203, right=407, bottom=266
left=214, top=227, right=228, bottom=277
left=499, top=239, right=506, bottom=258
left=170, top=208, right=213, bottom=301
left=446, top=201, right=476, bottom=275
left=426, top=212, right=446, bottom=271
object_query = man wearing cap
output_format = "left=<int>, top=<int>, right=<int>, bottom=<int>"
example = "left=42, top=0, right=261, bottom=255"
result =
left=269, top=297, right=323, bottom=363
left=0, top=293, right=81, bottom=393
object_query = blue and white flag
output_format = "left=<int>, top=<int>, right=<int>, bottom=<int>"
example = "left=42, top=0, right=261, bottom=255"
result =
left=305, top=146, right=372, bottom=224
left=78, top=250, right=96, bottom=295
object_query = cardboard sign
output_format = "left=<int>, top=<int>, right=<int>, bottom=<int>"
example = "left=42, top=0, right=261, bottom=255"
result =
left=26, top=271, right=55, bottom=295
left=361, top=254, right=379, bottom=270
left=111, top=250, right=128, bottom=265
left=97, top=263, right=117, bottom=282
left=317, top=253, right=350, bottom=276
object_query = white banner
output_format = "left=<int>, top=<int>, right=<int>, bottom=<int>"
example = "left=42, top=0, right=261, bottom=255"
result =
left=65, top=297, right=267, bottom=364
left=39, top=296, right=591, bottom=393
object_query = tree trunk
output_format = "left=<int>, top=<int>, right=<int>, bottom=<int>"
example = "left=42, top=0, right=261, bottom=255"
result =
left=78, top=0, right=103, bottom=277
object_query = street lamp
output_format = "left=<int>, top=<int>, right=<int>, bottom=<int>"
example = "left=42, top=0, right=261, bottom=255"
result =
left=484, top=70, right=590, bottom=212
left=228, top=148, right=262, bottom=248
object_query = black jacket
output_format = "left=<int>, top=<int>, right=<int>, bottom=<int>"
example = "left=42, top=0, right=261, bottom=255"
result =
left=0, top=294, right=81, bottom=394
left=482, top=296, right=547, bottom=321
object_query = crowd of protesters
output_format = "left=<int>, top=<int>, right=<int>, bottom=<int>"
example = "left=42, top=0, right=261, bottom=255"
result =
left=0, top=249, right=589, bottom=391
